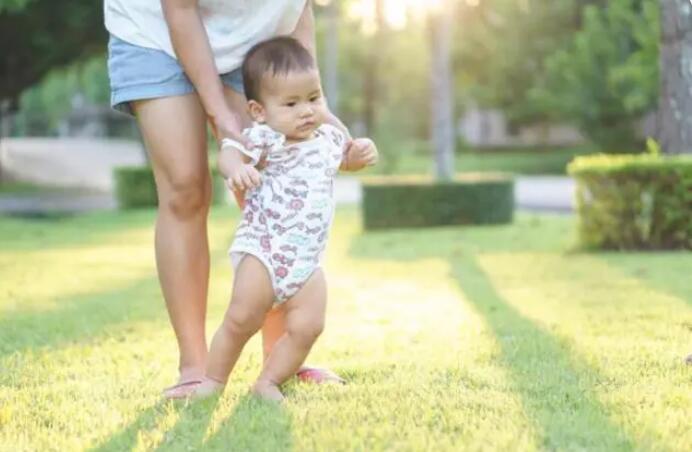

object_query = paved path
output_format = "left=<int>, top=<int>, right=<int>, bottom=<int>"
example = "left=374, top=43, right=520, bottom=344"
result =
left=0, top=176, right=574, bottom=216
left=0, top=138, right=145, bottom=191
left=0, top=192, right=116, bottom=216
left=332, top=176, right=575, bottom=212
left=515, top=176, right=574, bottom=213
left=1, top=138, right=575, bottom=215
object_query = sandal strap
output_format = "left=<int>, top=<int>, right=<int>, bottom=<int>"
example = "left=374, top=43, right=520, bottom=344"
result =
left=164, top=379, right=202, bottom=392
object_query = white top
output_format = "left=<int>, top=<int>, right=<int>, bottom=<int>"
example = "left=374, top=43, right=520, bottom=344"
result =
left=104, top=0, right=307, bottom=73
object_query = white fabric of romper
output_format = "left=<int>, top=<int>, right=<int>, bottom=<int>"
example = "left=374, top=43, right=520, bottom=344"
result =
left=229, top=123, right=346, bottom=304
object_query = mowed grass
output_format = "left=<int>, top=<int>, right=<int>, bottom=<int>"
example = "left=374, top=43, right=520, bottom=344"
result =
left=0, top=208, right=690, bottom=451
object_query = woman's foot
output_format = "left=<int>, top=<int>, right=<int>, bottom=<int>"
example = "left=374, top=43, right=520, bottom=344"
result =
left=296, top=366, right=346, bottom=385
left=191, top=377, right=226, bottom=399
left=163, top=365, right=207, bottom=399
left=163, top=379, right=203, bottom=399
left=252, top=379, right=285, bottom=402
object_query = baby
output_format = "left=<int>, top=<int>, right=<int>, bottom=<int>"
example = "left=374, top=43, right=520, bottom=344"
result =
left=195, top=37, right=378, bottom=401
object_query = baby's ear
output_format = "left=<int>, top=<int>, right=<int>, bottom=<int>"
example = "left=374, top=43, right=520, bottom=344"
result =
left=248, top=100, right=266, bottom=123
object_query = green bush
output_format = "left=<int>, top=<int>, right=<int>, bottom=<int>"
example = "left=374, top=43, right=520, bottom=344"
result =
left=113, top=166, right=227, bottom=209
left=568, top=154, right=692, bottom=250
left=361, top=174, right=514, bottom=230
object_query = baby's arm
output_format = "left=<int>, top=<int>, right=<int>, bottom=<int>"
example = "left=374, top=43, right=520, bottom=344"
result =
left=326, top=112, right=351, bottom=141
left=220, top=137, right=266, bottom=209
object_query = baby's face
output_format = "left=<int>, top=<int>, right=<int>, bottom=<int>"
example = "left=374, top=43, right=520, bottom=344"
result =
left=250, top=69, right=328, bottom=141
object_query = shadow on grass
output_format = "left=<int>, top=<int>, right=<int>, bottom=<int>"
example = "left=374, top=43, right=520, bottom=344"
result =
left=152, top=395, right=221, bottom=452
left=452, top=252, right=633, bottom=450
left=348, top=221, right=636, bottom=450
left=0, top=276, right=162, bottom=362
left=201, top=394, right=293, bottom=451
left=89, top=399, right=169, bottom=452
left=120, top=393, right=292, bottom=451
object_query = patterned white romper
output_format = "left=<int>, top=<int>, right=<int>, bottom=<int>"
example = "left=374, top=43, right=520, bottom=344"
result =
left=229, top=123, right=346, bottom=305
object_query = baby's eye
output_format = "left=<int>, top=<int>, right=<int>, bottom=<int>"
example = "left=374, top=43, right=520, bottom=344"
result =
left=310, top=96, right=320, bottom=103
left=285, top=102, right=297, bottom=107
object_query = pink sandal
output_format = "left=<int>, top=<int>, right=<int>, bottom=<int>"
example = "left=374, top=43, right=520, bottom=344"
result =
left=295, top=367, right=346, bottom=385
left=162, top=380, right=202, bottom=399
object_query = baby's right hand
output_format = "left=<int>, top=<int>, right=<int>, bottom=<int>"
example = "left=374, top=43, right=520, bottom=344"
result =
left=218, top=147, right=262, bottom=192
left=226, top=163, right=262, bottom=192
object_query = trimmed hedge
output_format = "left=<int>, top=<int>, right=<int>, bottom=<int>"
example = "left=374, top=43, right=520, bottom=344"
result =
left=362, top=174, right=514, bottom=230
left=568, top=154, right=692, bottom=250
left=114, top=166, right=227, bottom=209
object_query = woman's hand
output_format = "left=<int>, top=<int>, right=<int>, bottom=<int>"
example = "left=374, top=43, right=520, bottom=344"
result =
left=209, top=112, right=252, bottom=149
left=341, top=138, right=379, bottom=171
left=213, top=112, right=260, bottom=190
left=218, top=143, right=261, bottom=193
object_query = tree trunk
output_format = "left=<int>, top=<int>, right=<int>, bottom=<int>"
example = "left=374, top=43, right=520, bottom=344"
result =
left=0, top=100, right=12, bottom=183
left=363, top=0, right=385, bottom=136
left=430, top=4, right=455, bottom=180
left=657, top=0, right=692, bottom=154
left=323, top=0, right=339, bottom=113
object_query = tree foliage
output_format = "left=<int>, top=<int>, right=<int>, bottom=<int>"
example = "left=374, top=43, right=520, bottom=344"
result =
left=528, top=0, right=659, bottom=149
left=0, top=0, right=106, bottom=109
left=4, top=0, right=663, bottom=154
left=454, top=0, right=582, bottom=124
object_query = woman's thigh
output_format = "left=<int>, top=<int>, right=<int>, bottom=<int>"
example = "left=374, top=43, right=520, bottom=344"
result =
left=133, top=94, right=210, bottom=210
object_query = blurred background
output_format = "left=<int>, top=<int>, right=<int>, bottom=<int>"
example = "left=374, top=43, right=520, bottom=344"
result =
left=0, top=0, right=682, bottom=216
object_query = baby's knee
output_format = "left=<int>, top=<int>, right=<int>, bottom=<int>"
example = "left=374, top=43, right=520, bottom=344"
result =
left=287, top=316, right=324, bottom=346
left=222, top=307, right=263, bottom=339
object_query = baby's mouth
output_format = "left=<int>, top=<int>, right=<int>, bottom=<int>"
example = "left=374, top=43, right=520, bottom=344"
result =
left=297, top=121, right=315, bottom=132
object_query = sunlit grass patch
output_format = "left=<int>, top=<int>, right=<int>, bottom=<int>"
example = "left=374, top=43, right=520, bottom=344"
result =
left=1, top=209, right=689, bottom=451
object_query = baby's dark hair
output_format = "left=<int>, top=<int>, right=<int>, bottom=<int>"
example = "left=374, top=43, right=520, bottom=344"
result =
left=241, top=36, right=316, bottom=102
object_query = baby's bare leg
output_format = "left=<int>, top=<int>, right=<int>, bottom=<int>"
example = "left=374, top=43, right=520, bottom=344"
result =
left=254, top=269, right=327, bottom=401
left=197, top=255, right=274, bottom=396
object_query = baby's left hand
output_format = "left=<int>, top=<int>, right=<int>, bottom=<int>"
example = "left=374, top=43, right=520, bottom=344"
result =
left=342, top=138, right=379, bottom=171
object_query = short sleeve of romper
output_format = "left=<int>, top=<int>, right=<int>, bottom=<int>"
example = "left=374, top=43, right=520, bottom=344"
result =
left=240, top=124, right=286, bottom=166
left=317, top=124, right=347, bottom=167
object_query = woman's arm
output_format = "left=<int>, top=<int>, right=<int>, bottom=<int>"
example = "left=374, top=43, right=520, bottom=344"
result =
left=291, top=1, right=351, bottom=139
left=161, top=0, right=257, bottom=190
left=161, top=0, right=238, bottom=132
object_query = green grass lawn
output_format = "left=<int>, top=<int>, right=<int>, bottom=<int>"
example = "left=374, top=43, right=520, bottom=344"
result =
left=0, top=209, right=690, bottom=451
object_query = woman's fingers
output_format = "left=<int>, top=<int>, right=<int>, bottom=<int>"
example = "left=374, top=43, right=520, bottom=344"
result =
left=229, top=175, right=244, bottom=192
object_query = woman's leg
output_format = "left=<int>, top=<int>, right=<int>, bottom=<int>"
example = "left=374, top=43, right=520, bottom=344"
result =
left=261, top=307, right=287, bottom=362
left=133, top=94, right=211, bottom=385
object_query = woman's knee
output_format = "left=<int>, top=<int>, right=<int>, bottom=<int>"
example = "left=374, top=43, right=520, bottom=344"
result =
left=159, top=175, right=211, bottom=220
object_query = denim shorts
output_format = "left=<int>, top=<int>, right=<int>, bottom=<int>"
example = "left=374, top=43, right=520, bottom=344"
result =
left=107, top=35, right=244, bottom=116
